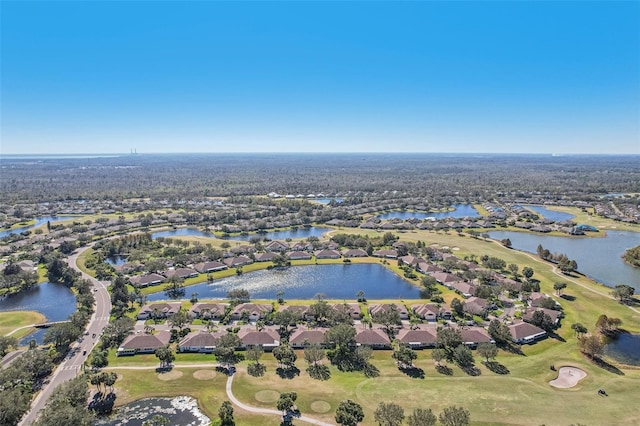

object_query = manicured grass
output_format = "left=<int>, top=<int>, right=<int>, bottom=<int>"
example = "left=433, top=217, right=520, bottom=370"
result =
left=0, top=310, right=45, bottom=337
left=230, top=348, right=640, bottom=426
left=76, top=248, right=95, bottom=276
left=109, top=367, right=281, bottom=425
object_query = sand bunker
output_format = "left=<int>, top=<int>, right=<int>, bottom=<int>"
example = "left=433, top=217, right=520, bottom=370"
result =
left=549, top=366, right=587, bottom=388
left=193, top=370, right=216, bottom=380
left=157, top=370, right=184, bottom=381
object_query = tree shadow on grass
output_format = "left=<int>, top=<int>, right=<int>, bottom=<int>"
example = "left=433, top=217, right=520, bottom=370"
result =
left=459, top=365, right=482, bottom=376
left=560, top=294, right=576, bottom=302
left=590, top=356, right=625, bottom=376
left=89, top=392, right=116, bottom=415
left=399, top=366, right=425, bottom=379
left=484, top=361, right=510, bottom=375
left=276, top=366, right=300, bottom=379
left=498, top=343, right=525, bottom=356
left=435, top=364, right=453, bottom=376
left=548, top=332, right=566, bottom=343
left=155, top=366, right=173, bottom=373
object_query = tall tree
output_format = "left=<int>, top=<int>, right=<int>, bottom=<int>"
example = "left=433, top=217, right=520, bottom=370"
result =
left=406, top=408, right=437, bottom=426
left=374, top=402, right=405, bottom=426
left=218, top=401, right=235, bottom=426
left=439, top=406, right=471, bottom=426
left=335, top=400, right=365, bottom=426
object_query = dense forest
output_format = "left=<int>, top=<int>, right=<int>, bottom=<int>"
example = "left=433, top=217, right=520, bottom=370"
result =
left=1, top=153, right=638, bottom=203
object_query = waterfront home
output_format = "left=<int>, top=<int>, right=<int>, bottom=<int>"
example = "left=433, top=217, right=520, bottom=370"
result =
left=412, top=303, right=452, bottom=321
left=331, top=303, right=362, bottom=320
left=223, top=256, right=253, bottom=268
left=278, top=305, right=311, bottom=321
left=164, top=267, right=198, bottom=280
left=129, top=273, right=165, bottom=288
left=369, top=303, right=409, bottom=321
left=264, top=240, right=289, bottom=252
left=342, top=248, right=368, bottom=258
left=372, top=249, right=398, bottom=259
left=193, top=261, right=228, bottom=273
left=137, top=303, right=182, bottom=320
left=188, top=303, right=228, bottom=320
left=255, top=252, right=278, bottom=262
left=117, top=330, right=171, bottom=356
left=286, top=250, right=312, bottom=260
left=449, top=281, right=476, bottom=298
left=230, top=303, right=273, bottom=321
left=314, top=249, right=341, bottom=259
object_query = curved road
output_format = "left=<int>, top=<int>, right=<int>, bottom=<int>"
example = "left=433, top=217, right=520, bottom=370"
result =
left=19, top=244, right=112, bottom=425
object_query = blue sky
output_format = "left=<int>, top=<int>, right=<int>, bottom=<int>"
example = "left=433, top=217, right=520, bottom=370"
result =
left=1, top=1, right=639, bottom=154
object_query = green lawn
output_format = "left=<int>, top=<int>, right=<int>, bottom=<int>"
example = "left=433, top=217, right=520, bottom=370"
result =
left=0, top=310, right=45, bottom=337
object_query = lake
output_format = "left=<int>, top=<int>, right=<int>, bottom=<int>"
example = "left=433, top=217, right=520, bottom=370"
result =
left=378, top=204, right=480, bottom=220
left=523, top=205, right=575, bottom=222
left=223, top=226, right=332, bottom=241
left=95, top=396, right=210, bottom=426
left=147, top=263, right=421, bottom=301
left=0, top=282, right=77, bottom=344
left=0, top=216, right=78, bottom=238
left=604, top=333, right=640, bottom=366
left=488, top=230, right=640, bottom=291
left=315, top=197, right=344, bottom=204
left=106, top=256, right=127, bottom=266
left=151, top=228, right=216, bottom=239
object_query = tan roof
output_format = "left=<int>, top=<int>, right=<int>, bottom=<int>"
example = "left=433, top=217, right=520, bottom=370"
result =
left=120, top=330, right=171, bottom=350
left=238, top=327, right=280, bottom=345
left=179, top=330, right=226, bottom=348
left=509, top=321, right=547, bottom=340
left=397, top=328, right=437, bottom=344
left=355, top=328, right=391, bottom=346
left=289, top=328, right=327, bottom=345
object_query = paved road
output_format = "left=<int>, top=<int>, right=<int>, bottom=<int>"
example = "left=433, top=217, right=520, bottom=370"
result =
left=19, top=244, right=112, bottom=425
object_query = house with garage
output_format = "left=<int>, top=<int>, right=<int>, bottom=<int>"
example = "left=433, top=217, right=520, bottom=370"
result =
left=396, top=326, right=438, bottom=349
left=508, top=321, right=547, bottom=344
left=117, top=330, right=171, bottom=356
left=237, top=326, right=281, bottom=350
left=178, top=330, right=227, bottom=353
left=289, top=328, right=327, bottom=348
left=188, top=303, right=228, bottom=320
left=137, top=303, right=182, bottom=320
left=230, top=303, right=273, bottom=321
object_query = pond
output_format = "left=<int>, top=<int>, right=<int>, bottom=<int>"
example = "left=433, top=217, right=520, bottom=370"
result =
left=95, top=396, right=210, bottom=426
left=223, top=226, right=332, bottom=241
left=0, top=216, right=78, bottom=238
left=488, top=230, right=640, bottom=291
left=377, top=204, right=480, bottom=220
left=315, top=197, right=344, bottom=204
left=106, top=256, right=127, bottom=266
left=151, top=228, right=216, bottom=239
left=0, top=282, right=77, bottom=344
left=523, top=205, right=575, bottom=222
left=146, top=263, right=422, bottom=301
left=604, top=333, right=640, bottom=366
